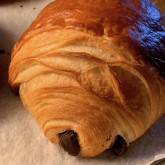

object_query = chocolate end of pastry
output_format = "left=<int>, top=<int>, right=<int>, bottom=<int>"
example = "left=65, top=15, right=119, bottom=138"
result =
left=111, top=135, right=127, bottom=156
left=58, top=130, right=80, bottom=156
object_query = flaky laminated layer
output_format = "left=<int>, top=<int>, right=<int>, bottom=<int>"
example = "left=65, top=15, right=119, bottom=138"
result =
left=9, top=0, right=165, bottom=157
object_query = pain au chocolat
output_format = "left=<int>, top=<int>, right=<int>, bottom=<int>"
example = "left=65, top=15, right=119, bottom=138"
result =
left=8, top=0, right=165, bottom=157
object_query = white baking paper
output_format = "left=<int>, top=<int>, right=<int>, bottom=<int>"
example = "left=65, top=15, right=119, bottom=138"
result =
left=0, top=0, right=165, bottom=165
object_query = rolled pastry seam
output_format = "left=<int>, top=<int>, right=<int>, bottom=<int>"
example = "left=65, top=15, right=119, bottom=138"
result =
left=19, top=76, right=131, bottom=157
left=42, top=117, right=120, bottom=157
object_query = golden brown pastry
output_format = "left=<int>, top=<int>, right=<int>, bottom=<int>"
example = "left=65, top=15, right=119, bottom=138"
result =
left=8, top=0, right=165, bottom=157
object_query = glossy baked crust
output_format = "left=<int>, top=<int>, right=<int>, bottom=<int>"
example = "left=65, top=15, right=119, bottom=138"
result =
left=9, top=0, right=165, bottom=157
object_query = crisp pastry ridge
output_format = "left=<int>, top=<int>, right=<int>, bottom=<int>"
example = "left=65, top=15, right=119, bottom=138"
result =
left=8, top=0, right=165, bottom=157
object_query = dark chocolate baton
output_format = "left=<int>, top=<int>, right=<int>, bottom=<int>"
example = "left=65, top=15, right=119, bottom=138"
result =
left=111, top=135, right=127, bottom=156
left=58, top=130, right=80, bottom=156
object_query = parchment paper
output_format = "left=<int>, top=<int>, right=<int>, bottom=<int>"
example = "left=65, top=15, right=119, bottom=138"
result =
left=0, top=0, right=165, bottom=165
